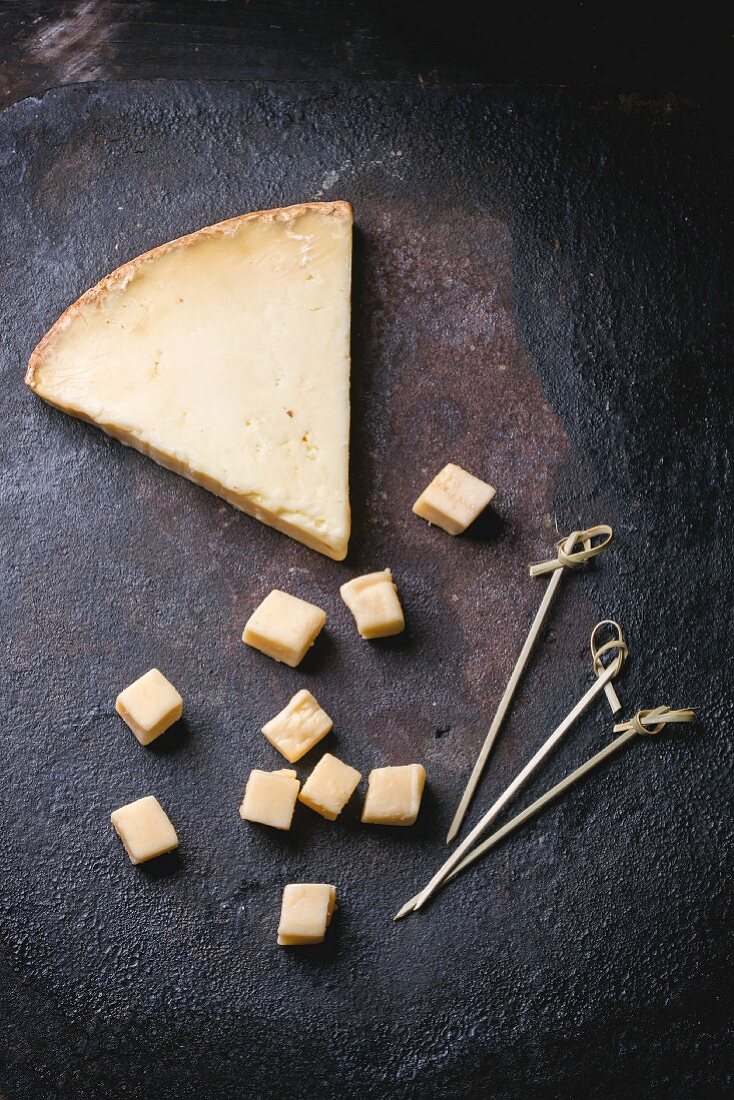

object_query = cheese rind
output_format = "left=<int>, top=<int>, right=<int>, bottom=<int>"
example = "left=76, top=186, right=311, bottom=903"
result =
left=115, top=668, right=183, bottom=745
left=243, top=589, right=326, bottom=667
left=262, top=689, right=333, bottom=763
left=298, top=753, right=361, bottom=821
left=413, top=463, right=495, bottom=535
left=110, top=796, right=179, bottom=864
left=26, top=202, right=352, bottom=560
left=361, top=764, right=426, bottom=826
left=277, top=883, right=337, bottom=945
left=340, top=569, right=405, bottom=639
left=239, top=769, right=300, bottom=831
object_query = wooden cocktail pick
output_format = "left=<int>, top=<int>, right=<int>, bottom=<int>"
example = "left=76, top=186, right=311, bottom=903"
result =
left=446, top=524, right=614, bottom=844
left=396, top=706, right=695, bottom=911
left=395, top=618, right=627, bottom=920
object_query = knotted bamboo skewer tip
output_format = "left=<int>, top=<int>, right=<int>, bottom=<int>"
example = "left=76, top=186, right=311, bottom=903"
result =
left=528, top=524, right=614, bottom=577
left=613, top=707, right=696, bottom=735
left=591, top=619, right=628, bottom=715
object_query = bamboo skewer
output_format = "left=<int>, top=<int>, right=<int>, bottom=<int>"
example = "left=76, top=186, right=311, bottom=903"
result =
left=429, top=707, right=694, bottom=887
left=395, top=664, right=614, bottom=920
left=591, top=619, right=626, bottom=714
left=446, top=524, right=614, bottom=844
left=440, top=731, right=637, bottom=883
left=445, top=545, right=569, bottom=845
left=394, top=706, right=694, bottom=920
left=395, top=629, right=625, bottom=921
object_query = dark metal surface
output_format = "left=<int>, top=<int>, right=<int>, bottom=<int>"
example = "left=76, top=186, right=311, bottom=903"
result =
left=2, top=1, right=729, bottom=109
left=0, top=81, right=731, bottom=1100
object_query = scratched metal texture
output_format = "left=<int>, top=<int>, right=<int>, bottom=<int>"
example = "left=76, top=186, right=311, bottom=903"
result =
left=0, top=82, right=731, bottom=1100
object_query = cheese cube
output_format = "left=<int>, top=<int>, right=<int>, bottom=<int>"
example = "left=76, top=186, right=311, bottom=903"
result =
left=298, top=753, right=361, bottom=820
left=115, top=668, right=184, bottom=746
left=339, top=569, right=405, bottom=639
left=243, top=589, right=326, bottom=667
left=413, top=463, right=496, bottom=535
left=361, top=764, right=426, bottom=826
left=262, top=689, right=333, bottom=763
left=277, top=883, right=337, bottom=946
left=239, top=768, right=300, bottom=830
left=110, top=796, right=179, bottom=864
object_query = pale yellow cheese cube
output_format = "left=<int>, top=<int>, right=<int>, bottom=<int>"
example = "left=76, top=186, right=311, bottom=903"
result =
left=110, top=795, right=179, bottom=864
left=243, top=589, right=326, bottom=667
left=262, top=689, right=333, bottom=763
left=339, top=569, right=405, bottom=639
left=277, top=883, right=337, bottom=945
left=115, top=668, right=184, bottom=746
left=239, top=768, right=300, bottom=830
left=361, top=764, right=426, bottom=826
left=298, top=753, right=362, bottom=820
left=413, top=463, right=496, bottom=535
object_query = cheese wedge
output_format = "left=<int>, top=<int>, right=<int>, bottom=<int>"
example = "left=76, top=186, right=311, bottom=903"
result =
left=26, top=201, right=353, bottom=560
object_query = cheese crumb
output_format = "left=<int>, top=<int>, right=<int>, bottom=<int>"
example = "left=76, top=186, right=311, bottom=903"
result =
left=277, top=883, right=337, bottom=945
left=413, top=463, right=496, bottom=535
left=110, top=796, right=179, bottom=864
left=298, top=753, right=362, bottom=820
left=339, top=569, right=405, bottom=639
left=115, top=668, right=183, bottom=745
left=243, top=589, right=326, bottom=667
left=262, top=689, right=333, bottom=763
left=239, top=768, right=300, bottom=830
left=361, top=765, right=426, bottom=826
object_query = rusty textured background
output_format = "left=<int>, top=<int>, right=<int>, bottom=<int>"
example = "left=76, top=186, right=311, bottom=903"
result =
left=0, top=81, right=732, bottom=1098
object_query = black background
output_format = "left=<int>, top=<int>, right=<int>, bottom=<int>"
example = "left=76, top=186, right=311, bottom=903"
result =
left=0, top=1, right=730, bottom=107
left=0, top=5, right=732, bottom=1100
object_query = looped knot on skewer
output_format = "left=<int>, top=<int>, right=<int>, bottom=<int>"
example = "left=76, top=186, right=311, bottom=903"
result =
left=590, top=619, right=628, bottom=680
left=529, top=524, right=614, bottom=577
left=613, top=706, right=696, bottom=736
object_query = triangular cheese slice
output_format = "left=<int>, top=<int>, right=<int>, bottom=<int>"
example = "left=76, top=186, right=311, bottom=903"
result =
left=26, top=201, right=352, bottom=560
